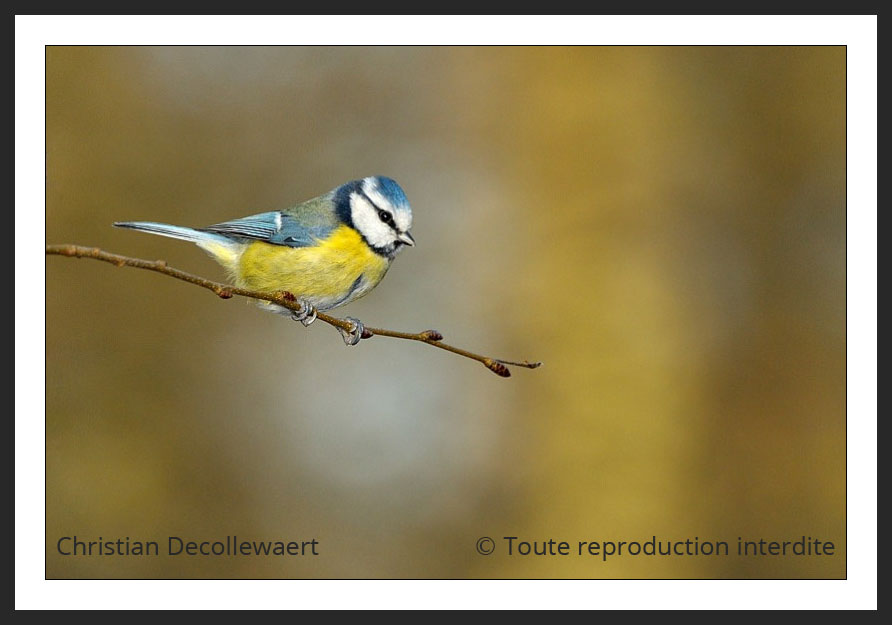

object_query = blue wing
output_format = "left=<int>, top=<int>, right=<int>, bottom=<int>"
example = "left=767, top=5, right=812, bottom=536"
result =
left=200, top=211, right=334, bottom=248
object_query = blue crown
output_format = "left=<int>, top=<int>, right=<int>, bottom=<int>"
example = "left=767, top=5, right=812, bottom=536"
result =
left=371, top=176, right=410, bottom=210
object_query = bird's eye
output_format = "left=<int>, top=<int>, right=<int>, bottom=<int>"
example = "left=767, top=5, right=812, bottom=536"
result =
left=377, top=209, right=395, bottom=227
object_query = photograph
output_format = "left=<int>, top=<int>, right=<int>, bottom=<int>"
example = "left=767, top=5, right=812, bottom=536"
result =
left=17, top=16, right=876, bottom=609
left=43, top=44, right=846, bottom=581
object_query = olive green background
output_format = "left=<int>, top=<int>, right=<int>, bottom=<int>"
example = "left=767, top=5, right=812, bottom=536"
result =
left=46, top=46, right=845, bottom=578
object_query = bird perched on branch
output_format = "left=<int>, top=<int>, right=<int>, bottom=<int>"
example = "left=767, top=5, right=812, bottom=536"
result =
left=114, top=176, right=415, bottom=345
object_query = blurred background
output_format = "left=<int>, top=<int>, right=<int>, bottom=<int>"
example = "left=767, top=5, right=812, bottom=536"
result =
left=45, top=46, right=845, bottom=578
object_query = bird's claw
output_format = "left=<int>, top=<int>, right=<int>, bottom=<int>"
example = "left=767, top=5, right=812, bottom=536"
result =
left=290, top=298, right=318, bottom=327
left=337, top=317, right=364, bottom=346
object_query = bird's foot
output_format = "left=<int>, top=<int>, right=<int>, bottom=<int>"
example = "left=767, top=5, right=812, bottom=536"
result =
left=337, top=317, right=364, bottom=346
left=289, top=297, right=318, bottom=327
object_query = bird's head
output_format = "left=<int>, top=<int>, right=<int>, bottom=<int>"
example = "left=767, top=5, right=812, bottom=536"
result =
left=336, top=176, right=414, bottom=259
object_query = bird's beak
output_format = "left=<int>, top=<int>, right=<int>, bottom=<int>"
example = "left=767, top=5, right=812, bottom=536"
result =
left=398, top=231, right=415, bottom=247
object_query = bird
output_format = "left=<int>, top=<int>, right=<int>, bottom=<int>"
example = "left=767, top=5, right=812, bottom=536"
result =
left=114, top=176, right=415, bottom=345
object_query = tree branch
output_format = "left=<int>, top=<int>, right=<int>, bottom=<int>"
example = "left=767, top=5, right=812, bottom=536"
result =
left=46, top=244, right=542, bottom=378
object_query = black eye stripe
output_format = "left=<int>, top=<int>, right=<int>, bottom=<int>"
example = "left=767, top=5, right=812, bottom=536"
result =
left=377, top=208, right=395, bottom=226
left=359, top=189, right=396, bottom=228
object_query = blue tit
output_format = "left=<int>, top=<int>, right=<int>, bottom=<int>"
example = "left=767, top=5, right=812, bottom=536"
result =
left=114, top=176, right=415, bottom=344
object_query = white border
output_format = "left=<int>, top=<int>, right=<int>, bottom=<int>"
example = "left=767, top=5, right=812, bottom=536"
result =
left=18, top=15, right=876, bottom=610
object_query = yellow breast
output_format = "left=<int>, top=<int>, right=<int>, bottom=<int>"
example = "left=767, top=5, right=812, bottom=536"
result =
left=233, top=225, right=391, bottom=310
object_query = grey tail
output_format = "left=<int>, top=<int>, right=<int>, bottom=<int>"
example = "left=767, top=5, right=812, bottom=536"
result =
left=113, top=221, right=228, bottom=244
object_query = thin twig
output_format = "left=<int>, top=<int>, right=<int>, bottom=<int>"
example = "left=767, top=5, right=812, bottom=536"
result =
left=46, top=244, right=542, bottom=377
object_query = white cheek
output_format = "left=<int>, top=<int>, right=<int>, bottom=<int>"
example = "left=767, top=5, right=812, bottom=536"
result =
left=350, top=193, right=395, bottom=249
left=362, top=178, right=412, bottom=234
